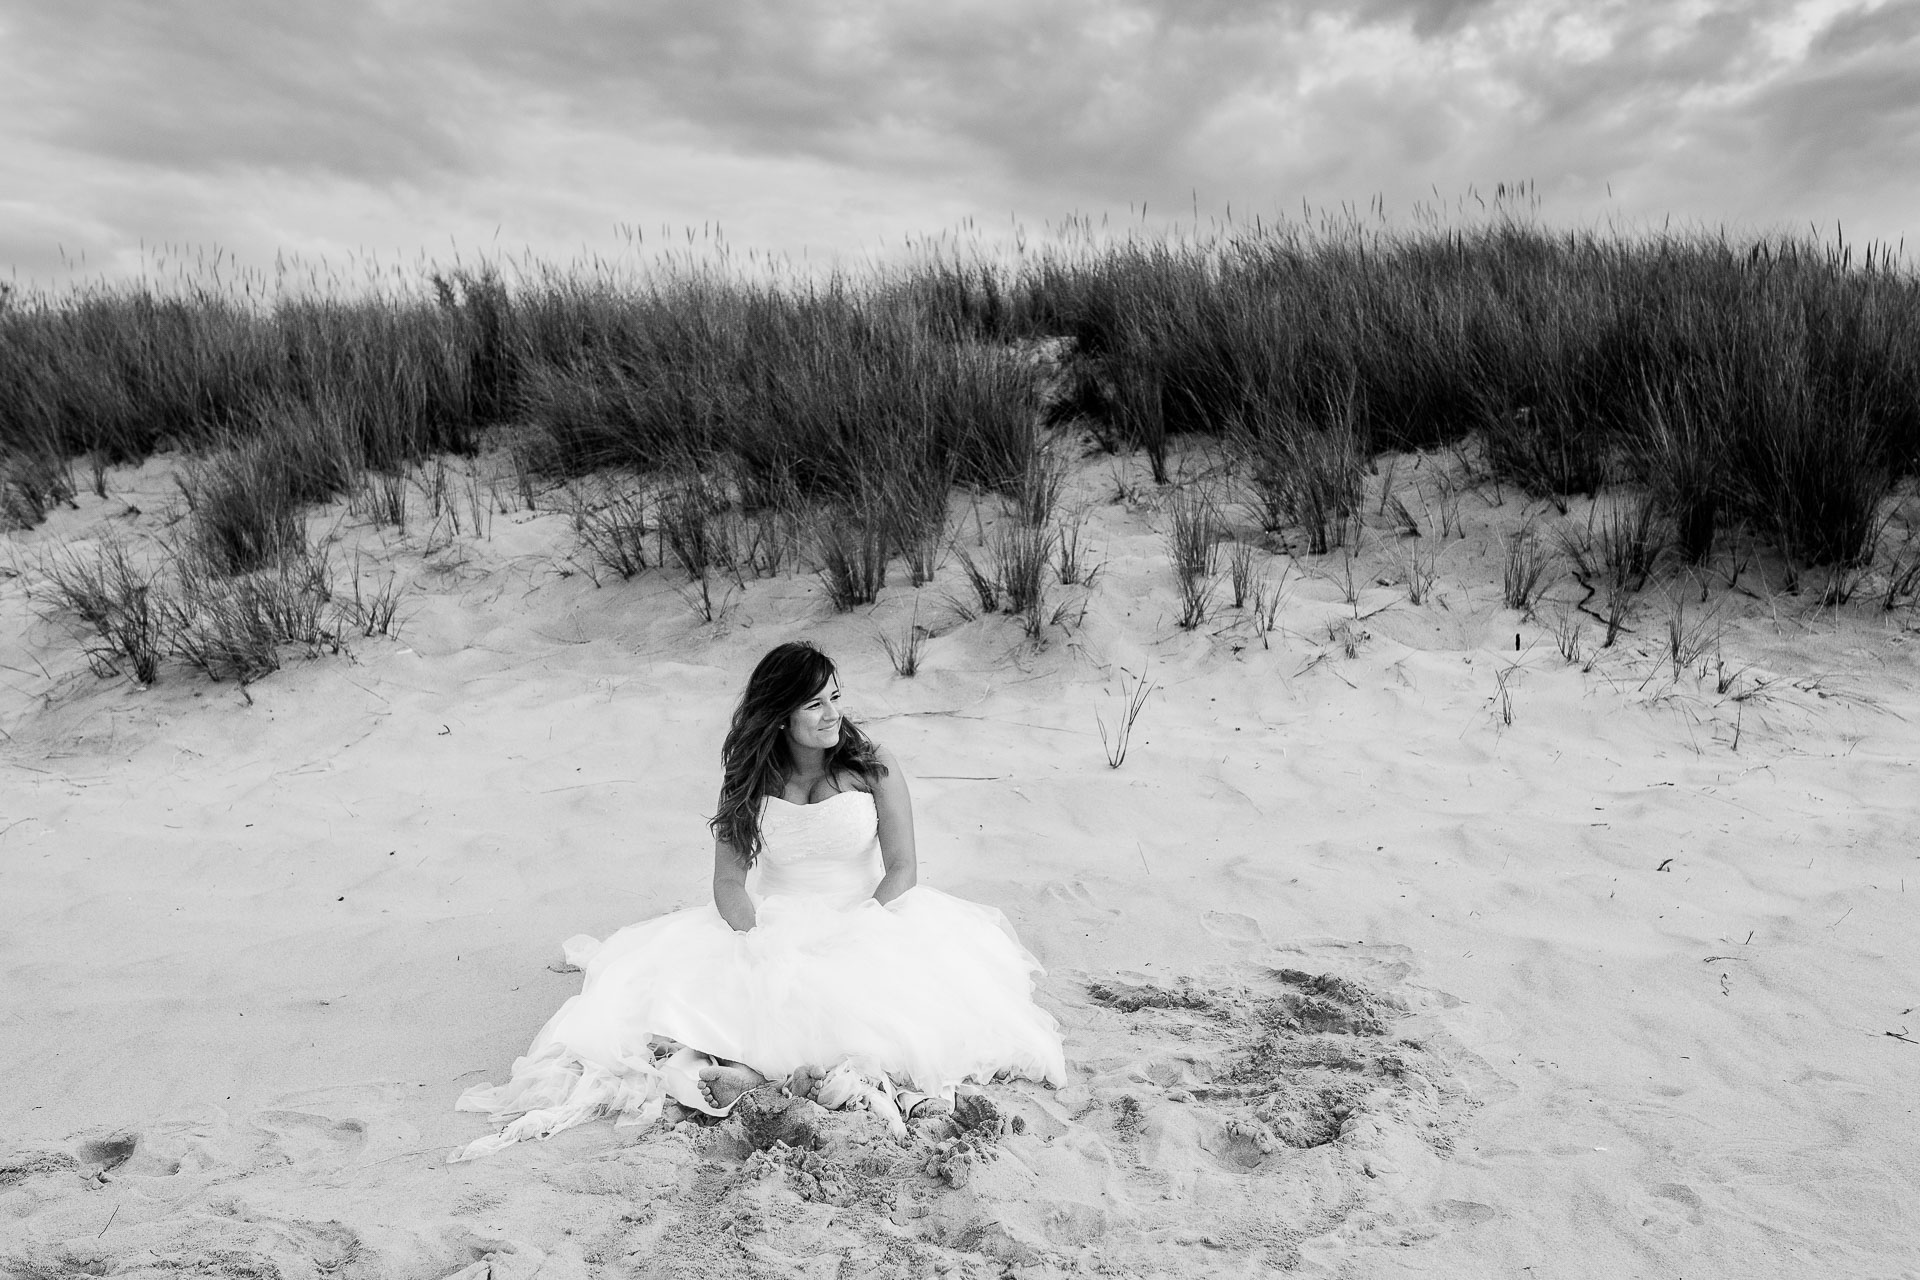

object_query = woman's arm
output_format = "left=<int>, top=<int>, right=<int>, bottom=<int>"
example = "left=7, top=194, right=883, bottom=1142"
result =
left=712, top=834, right=757, bottom=932
left=869, top=744, right=918, bottom=906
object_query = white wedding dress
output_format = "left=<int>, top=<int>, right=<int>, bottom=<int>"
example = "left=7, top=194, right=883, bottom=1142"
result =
left=452, top=791, right=1066, bottom=1161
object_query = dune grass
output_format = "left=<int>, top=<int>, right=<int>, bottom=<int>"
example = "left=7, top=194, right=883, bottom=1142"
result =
left=992, top=222, right=1920, bottom=572
left=8, top=216, right=1920, bottom=686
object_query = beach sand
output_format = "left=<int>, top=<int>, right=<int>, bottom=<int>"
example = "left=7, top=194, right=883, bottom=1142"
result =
left=3, top=447, right=1916, bottom=1278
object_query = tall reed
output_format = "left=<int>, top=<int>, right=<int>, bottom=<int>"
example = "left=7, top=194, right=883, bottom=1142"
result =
left=994, top=221, right=1920, bottom=569
left=10, top=220, right=1919, bottom=583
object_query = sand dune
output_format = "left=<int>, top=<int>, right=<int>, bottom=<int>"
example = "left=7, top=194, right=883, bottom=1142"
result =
left=4, top=448, right=1917, bottom=1277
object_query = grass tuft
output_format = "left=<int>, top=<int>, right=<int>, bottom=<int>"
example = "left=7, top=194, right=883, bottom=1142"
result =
left=568, top=484, right=650, bottom=582
left=1, top=448, right=75, bottom=529
left=168, top=546, right=338, bottom=685
left=880, top=602, right=929, bottom=677
left=1557, top=494, right=1669, bottom=646
left=814, top=496, right=890, bottom=612
left=1501, top=526, right=1553, bottom=613
left=1097, top=664, right=1155, bottom=768
left=992, top=520, right=1055, bottom=619
left=38, top=539, right=166, bottom=684
left=1165, top=485, right=1219, bottom=629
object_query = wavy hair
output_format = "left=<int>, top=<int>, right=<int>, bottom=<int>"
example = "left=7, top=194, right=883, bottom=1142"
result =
left=710, top=641, right=885, bottom=866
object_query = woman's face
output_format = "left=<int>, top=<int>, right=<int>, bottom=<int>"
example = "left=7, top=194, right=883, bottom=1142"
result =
left=786, top=676, right=843, bottom=753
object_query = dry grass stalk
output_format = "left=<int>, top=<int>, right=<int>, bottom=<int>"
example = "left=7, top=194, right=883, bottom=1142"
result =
left=954, top=546, right=999, bottom=614
left=1250, top=562, right=1291, bottom=648
left=1226, top=539, right=1257, bottom=609
left=1490, top=661, right=1517, bottom=726
left=880, top=602, right=929, bottom=677
left=1501, top=526, right=1551, bottom=613
left=37, top=539, right=165, bottom=684
left=337, top=555, right=406, bottom=639
left=167, top=546, right=339, bottom=686
left=1664, top=578, right=1725, bottom=678
left=883, top=468, right=952, bottom=588
left=1097, top=664, right=1155, bottom=769
left=1165, top=485, right=1219, bottom=630
left=1387, top=494, right=1421, bottom=538
left=1013, top=446, right=1068, bottom=527
left=1557, top=494, right=1669, bottom=647
left=992, top=520, right=1054, bottom=619
left=677, top=574, right=737, bottom=624
left=814, top=500, right=889, bottom=611
left=1054, top=508, right=1096, bottom=586
left=1272, top=414, right=1363, bottom=555
left=354, top=469, right=410, bottom=532
left=1428, top=471, right=1463, bottom=539
left=1551, top=610, right=1587, bottom=667
left=2, top=450, right=75, bottom=529
left=658, top=473, right=738, bottom=582
left=1886, top=549, right=1920, bottom=611
left=568, top=486, right=650, bottom=582
left=1375, top=455, right=1400, bottom=516
left=1403, top=539, right=1438, bottom=606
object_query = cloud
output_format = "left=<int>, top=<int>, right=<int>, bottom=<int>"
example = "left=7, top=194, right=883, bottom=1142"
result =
left=5, top=0, right=472, bottom=183
left=1, top=0, right=1916, bottom=278
left=1741, top=3, right=1920, bottom=222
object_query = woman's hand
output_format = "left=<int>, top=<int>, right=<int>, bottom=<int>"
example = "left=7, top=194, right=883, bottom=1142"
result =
left=712, top=835, right=757, bottom=932
left=717, top=892, right=757, bottom=932
left=872, top=865, right=915, bottom=907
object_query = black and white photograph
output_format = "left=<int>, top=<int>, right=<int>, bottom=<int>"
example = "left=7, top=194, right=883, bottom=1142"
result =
left=3, top=2, right=1917, bottom=1276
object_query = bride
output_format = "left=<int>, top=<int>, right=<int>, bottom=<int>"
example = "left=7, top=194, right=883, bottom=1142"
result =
left=453, top=641, right=1066, bottom=1161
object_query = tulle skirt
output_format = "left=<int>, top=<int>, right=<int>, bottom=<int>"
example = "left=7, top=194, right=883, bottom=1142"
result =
left=452, top=885, right=1065, bottom=1160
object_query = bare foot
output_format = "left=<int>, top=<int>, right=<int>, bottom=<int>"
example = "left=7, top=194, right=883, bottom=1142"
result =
left=814, top=1062, right=864, bottom=1110
left=698, top=1062, right=765, bottom=1114
left=786, top=1065, right=824, bottom=1100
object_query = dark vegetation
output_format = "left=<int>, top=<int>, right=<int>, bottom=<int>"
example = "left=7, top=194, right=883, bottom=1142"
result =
left=993, top=224, right=1920, bottom=573
left=7, top=217, right=1920, bottom=684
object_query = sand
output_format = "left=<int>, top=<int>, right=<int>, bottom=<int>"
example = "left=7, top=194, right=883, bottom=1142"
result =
left=3, top=445, right=1917, bottom=1278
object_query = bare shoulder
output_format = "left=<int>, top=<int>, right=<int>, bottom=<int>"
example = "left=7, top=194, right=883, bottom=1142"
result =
left=866, top=741, right=910, bottom=796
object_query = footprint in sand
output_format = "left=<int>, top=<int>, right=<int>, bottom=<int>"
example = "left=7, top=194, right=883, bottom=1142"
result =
left=1343, top=1197, right=1498, bottom=1249
left=1267, top=937, right=1417, bottom=985
left=1041, top=879, right=1116, bottom=925
left=252, top=1110, right=369, bottom=1166
left=75, top=1133, right=138, bottom=1170
left=75, top=1130, right=188, bottom=1180
left=1199, top=909, right=1266, bottom=945
left=1635, top=1181, right=1707, bottom=1237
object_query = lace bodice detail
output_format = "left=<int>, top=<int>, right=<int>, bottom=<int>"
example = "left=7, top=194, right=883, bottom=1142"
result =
left=751, top=790, right=883, bottom=902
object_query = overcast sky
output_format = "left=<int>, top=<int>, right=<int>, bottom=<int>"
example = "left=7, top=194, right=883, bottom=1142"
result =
left=3, top=0, right=1917, bottom=285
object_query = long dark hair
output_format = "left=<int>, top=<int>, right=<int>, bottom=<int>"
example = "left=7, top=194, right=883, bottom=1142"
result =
left=710, top=641, right=885, bottom=866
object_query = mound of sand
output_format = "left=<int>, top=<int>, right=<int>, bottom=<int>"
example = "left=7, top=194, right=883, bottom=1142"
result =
left=4, top=443, right=1918, bottom=1276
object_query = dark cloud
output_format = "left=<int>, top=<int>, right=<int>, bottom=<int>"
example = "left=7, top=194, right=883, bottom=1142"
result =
left=1, top=0, right=1916, bottom=274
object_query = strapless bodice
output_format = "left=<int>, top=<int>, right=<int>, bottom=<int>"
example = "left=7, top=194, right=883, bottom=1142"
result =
left=750, top=790, right=883, bottom=903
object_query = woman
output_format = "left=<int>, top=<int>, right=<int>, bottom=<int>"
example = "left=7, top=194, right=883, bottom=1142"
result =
left=453, top=641, right=1065, bottom=1161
